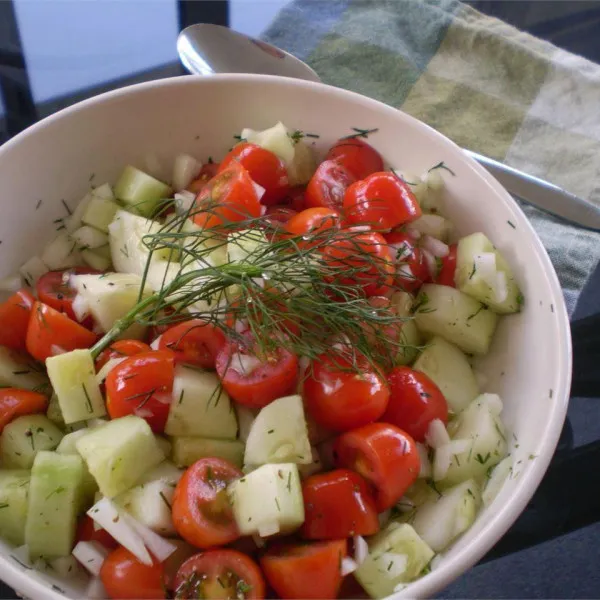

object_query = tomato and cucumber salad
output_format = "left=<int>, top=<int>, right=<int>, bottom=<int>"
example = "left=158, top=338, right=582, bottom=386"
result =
left=0, top=122, right=521, bottom=600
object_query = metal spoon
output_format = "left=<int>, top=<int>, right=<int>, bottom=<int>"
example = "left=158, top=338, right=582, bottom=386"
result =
left=178, top=23, right=600, bottom=231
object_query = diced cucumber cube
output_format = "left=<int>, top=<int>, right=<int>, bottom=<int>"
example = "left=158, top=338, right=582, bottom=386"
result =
left=0, top=470, right=30, bottom=546
left=228, top=463, right=304, bottom=537
left=171, top=437, right=245, bottom=468
left=46, top=349, right=106, bottom=424
left=72, top=226, right=109, bottom=250
left=41, top=231, right=81, bottom=270
left=287, top=140, right=316, bottom=186
left=90, top=183, right=114, bottom=201
left=1, top=415, right=64, bottom=469
left=410, top=213, right=452, bottom=242
left=354, top=522, right=435, bottom=598
left=241, top=122, right=295, bottom=164
left=25, top=451, right=84, bottom=558
left=482, top=455, right=513, bottom=507
left=227, top=229, right=270, bottom=265
left=394, top=319, right=421, bottom=366
left=81, top=248, right=112, bottom=272
left=173, top=153, right=201, bottom=192
left=389, top=291, right=415, bottom=318
left=413, top=336, right=479, bottom=413
left=65, top=193, right=92, bottom=234
left=19, top=256, right=49, bottom=288
left=82, top=195, right=120, bottom=233
left=0, top=346, right=49, bottom=393
left=244, top=395, right=311, bottom=466
left=75, top=415, right=165, bottom=498
left=414, top=284, right=498, bottom=355
left=46, top=394, right=64, bottom=427
left=165, top=366, right=237, bottom=439
left=114, top=166, right=171, bottom=217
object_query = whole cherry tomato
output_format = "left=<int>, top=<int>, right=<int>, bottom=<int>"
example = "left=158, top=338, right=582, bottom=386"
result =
left=326, top=138, right=384, bottom=180
left=305, top=160, right=355, bottom=211
left=0, top=289, right=35, bottom=352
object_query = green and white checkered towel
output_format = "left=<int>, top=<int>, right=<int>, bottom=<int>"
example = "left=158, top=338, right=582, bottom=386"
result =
left=263, top=0, right=600, bottom=314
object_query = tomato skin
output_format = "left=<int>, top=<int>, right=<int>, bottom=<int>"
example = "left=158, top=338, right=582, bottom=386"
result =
left=187, top=161, right=221, bottom=194
left=263, top=206, right=298, bottom=228
left=174, top=550, right=265, bottom=599
left=0, top=388, right=48, bottom=433
left=301, top=469, right=379, bottom=539
left=219, top=143, right=290, bottom=205
left=334, top=422, right=420, bottom=511
left=0, top=289, right=35, bottom=352
left=382, top=366, right=448, bottom=442
left=285, top=207, right=340, bottom=246
left=26, top=302, right=97, bottom=362
left=326, top=138, right=384, bottom=180
left=385, top=231, right=430, bottom=293
left=76, top=515, right=118, bottom=550
left=100, top=546, right=164, bottom=600
left=344, top=172, right=421, bottom=231
left=172, top=458, right=242, bottom=549
left=95, top=339, right=151, bottom=371
left=105, top=350, right=174, bottom=433
left=304, top=354, right=389, bottom=432
left=305, top=160, right=356, bottom=211
left=260, top=539, right=347, bottom=599
left=158, top=320, right=226, bottom=370
left=284, top=185, right=308, bottom=212
left=434, top=243, right=457, bottom=287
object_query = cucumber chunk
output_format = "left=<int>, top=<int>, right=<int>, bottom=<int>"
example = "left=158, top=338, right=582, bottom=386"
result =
left=19, top=256, right=49, bottom=288
left=114, top=166, right=171, bottom=217
left=171, top=437, right=244, bottom=468
left=1, top=415, right=64, bottom=469
left=414, top=284, right=498, bottom=355
left=413, top=336, right=479, bottom=413
left=46, top=393, right=64, bottom=427
left=165, top=366, right=237, bottom=439
left=455, top=233, right=522, bottom=314
left=81, top=195, right=120, bottom=234
left=354, top=522, right=434, bottom=598
left=25, top=451, right=84, bottom=558
left=482, top=455, right=513, bottom=506
left=241, top=122, right=295, bottom=164
left=46, top=349, right=106, bottom=424
left=228, top=463, right=304, bottom=537
left=410, top=214, right=452, bottom=242
left=41, top=231, right=82, bottom=270
left=244, top=395, right=312, bottom=466
left=0, top=470, right=30, bottom=545
left=75, top=415, right=165, bottom=498
left=81, top=248, right=112, bottom=272
left=0, top=346, right=49, bottom=393
left=227, top=229, right=270, bottom=265
left=71, top=226, right=108, bottom=250
left=394, top=319, right=421, bottom=366
left=287, top=140, right=316, bottom=186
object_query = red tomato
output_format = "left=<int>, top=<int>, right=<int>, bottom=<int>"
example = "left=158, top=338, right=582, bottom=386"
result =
left=263, top=206, right=298, bottom=227
left=326, top=138, right=384, bottom=180
left=334, top=422, right=420, bottom=511
left=285, top=207, right=340, bottom=247
left=0, top=289, right=35, bottom=352
left=321, top=231, right=395, bottom=297
left=303, top=354, right=389, bottom=432
left=36, top=267, right=100, bottom=324
left=382, top=366, right=448, bottom=442
left=219, top=143, right=290, bottom=205
left=188, top=161, right=221, bottom=194
left=343, top=172, right=421, bottom=231
left=174, top=550, right=265, bottom=599
left=26, top=302, right=97, bottom=362
left=100, top=546, right=164, bottom=600
left=435, top=243, right=457, bottom=287
left=192, top=162, right=261, bottom=229
left=215, top=337, right=298, bottom=409
left=158, top=320, right=226, bottom=370
left=284, top=185, right=308, bottom=212
left=172, top=458, right=242, bottom=549
left=76, top=515, right=118, bottom=550
left=305, top=160, right=355, bottom=211
left=95, top=339, right=151, bottom=371
left=0, top=388, right=48, bottom=433
left=301, top=469, right=379, bottom=539
left=105, top=350, right=174, bottom=433
left=385, top=231, right=430, bottom=293
left=260, top=539, right=347, bottom=599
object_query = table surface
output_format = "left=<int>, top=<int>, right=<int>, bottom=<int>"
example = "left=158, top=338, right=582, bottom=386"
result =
left=1, top=1, right=600, bottom=598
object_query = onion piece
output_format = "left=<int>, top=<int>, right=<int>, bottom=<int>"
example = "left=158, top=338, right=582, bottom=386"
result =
left=341, top=557, right=358, bottom=576
left=150, top=335, right=162, bottom=350
left=425, top=419, right=450, bottom=449
left=422, top=248, right=438, bottom=278
left=72, top=540, right=109, bottom=576
left=421, top=235, right=449, bottom=258
left=252, top=181, right=266, bottom=201
left=257, top=522, right=280, bottom=537
left=353, top=535, right=369, bottom=565
left=96, top=357, right=125, bottom=385
left=50, top=345, right=67, bottom=357
left=405, top=227, right=422, bottom=241
left=230, top=352, right=262, bottom=375
left=416, top=442, right=432, bottom=478
left=252, top=534, right=266, bottom=548
left=173, top=154, right=201, bottom=192
left=120, top=512, right=177, bottom=562
left=174, top=191, right=196, bottom=215
left=480, top=393, right=503, bottom=416
left=433, top=444, right=452, bottom=481
left=71, top=293, right=90, bottom=322
left=494, top=271, right=508, bottom=303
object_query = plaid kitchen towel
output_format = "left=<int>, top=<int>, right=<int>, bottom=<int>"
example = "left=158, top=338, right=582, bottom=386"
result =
left=263, top=0, right=600, bottom=314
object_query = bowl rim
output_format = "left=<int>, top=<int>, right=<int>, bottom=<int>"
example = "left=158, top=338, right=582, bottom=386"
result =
left=0, top=73, right=572, bottom=600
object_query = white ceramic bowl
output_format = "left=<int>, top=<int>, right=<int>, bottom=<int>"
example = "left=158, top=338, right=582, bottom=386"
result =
left=0, top=75, right=571, bottom=599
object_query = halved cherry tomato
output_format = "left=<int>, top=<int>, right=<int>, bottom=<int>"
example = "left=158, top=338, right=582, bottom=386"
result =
left=105, top=350, right=174, bottom=433
left=321, top=231, right=395, bottom=297
left=192, top=162, right=261, bottom=229
left=301, top=469, right=379, bottom=539
left=36, top=267, right=99, bottom=324
left=174, top=549, right=265, bottom=599
left=188, top=161, right=221, bottom=194
left=303, top=354, right=389, bottom=432
left=326, top=138, right=384, bottom=180
left=285, top=207, right=340, bottom=247
left=264, top=206, right=298, bottom=228
left=172, top=458, right=242, bottom=549
left=305, top=160, right=355, bottom=211
left=215, top=336, right=298, bottom=409
left=385, top=231, right=430, bottom=293
left=261, top=539, right=347, bottom=599
left=219, top=143, right=290, bottom=205
left=334, top=422, right=420, bottom=511
left=0, top=289, right=35, bottom=352
left=26, top=302, right=97, bottom=362
left=100, top=546, right=164, bottom=600
left=76, top=515, right=118, bottom=550
left=0, top=388, right=48, bottom=433
left=284, top=185, right=308, bottom=212
left=158, top=320, right=226, bottom=370
left=434, top=243, right=457, bottom=287
left=343, top=172, right=421, bottom=231
left=382, top=366, right=448, bottom=442
left=95, top=339, right=151, bottom=371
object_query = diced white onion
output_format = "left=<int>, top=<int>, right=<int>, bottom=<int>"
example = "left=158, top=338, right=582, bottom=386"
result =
left=473, top=253, right=496, bottom=286
left=150, top=335, right=162, bottom=350
left=396, top=496, right=415, bottom=513
left=173, top=154, right=201, bottom=192
left=422, top=248, right=437, bottom=278
left=72, top=540, right=109, bottom=576
left=174, top=191, right=197, bottom=215
left=354, top=535, right=369, bottom=565
left=230, top=352, right=262, bottom=375
left=421, top=235, right=449, bottom=258
left=0, top=274, right=22, bottom=293
left=433, top=444, right=452, bottom=481
left=72, top=293, right=90, bottom=322
left=390, top=241, right=412, bottom=263
left=416, top=442, right=432, bottom=478
left=96, top=357, right=126, bottom=385
left=425, top=419, right=450, bottom=449
left=405, top=227, right=422, bottom=240
left=252, top=534, right=266, bottom=548
left=86, top=577, right=108, bottom=600
left=260, top=205, right=267, bottom=217
left=380, top=553, right=408, bottom=578
left=348, top=225, right=370, bottom=233
left=479, top=393, right=503, bottom=416
left=257, top=522, right=280, bottom=537
left=120, top=512, right=177, bottom=562
left=252, top=277, right=266, bottom=289
left=50, top=344, right=67, bottom=357
left=298, top=356, right=310, bottom=375
left=341, top=557, right=358, bottom=576
left=493, top=271, right=508, bottom=303
left=252, top=181, right=266, bottom=201
left=135, top=408, right=154, bottom=419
